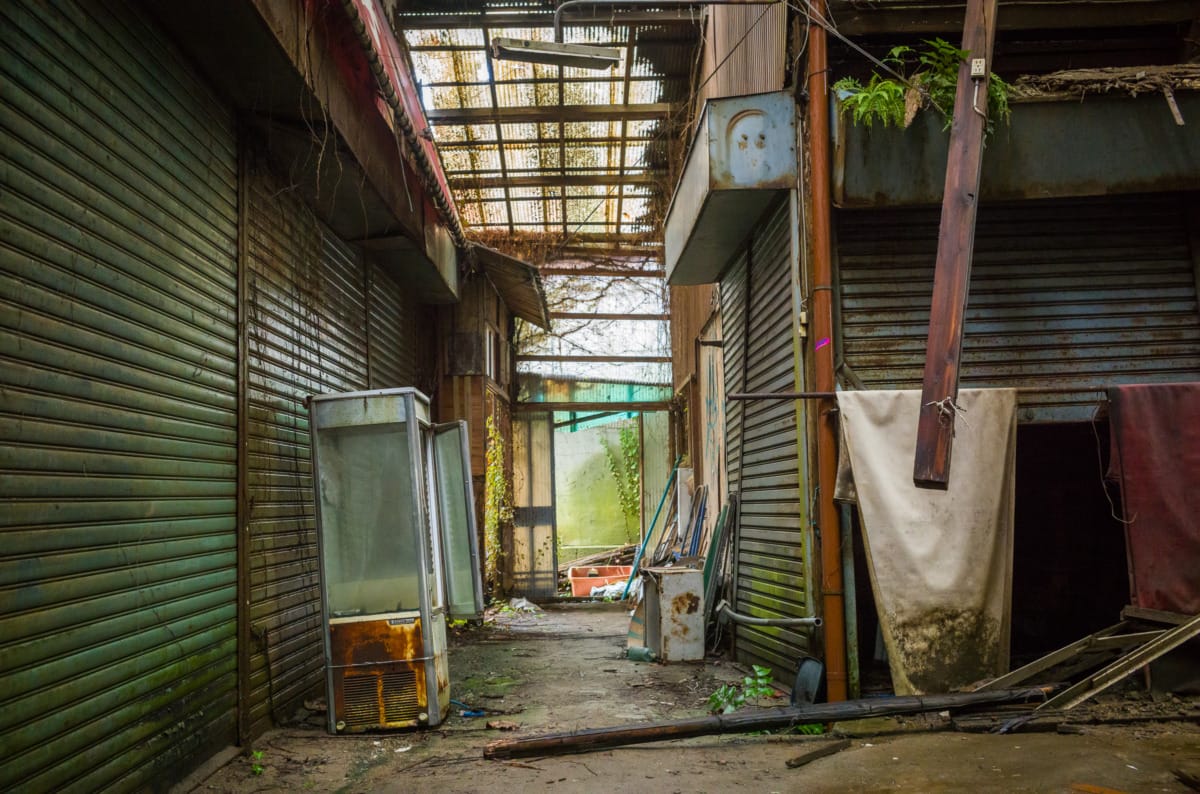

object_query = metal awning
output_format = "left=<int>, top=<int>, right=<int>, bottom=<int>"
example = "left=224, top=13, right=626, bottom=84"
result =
left=664, top=91, right=796, bottom=285
left=471, top=243, right=553, bottom=329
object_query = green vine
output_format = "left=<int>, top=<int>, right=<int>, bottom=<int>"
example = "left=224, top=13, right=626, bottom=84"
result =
left=600, top=423, right=640, bottom=543
left=833, top=38, right=1011, bottom=135
left=483, top=415, right=512, bottom=592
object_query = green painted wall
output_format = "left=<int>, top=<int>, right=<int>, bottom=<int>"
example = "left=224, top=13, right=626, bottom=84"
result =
left=554, top=420, right=637, bottom=565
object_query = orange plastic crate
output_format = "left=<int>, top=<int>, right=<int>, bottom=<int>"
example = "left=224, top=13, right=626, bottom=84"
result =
left=567, top=565, right=633, bottom=597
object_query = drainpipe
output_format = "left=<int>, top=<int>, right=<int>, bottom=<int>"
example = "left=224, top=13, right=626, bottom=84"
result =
left=805, top=0, right=848, bottom=703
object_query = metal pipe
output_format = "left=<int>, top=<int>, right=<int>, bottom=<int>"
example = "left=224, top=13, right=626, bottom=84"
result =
left=839, top=503, right=860, bottom=699
left=728, top=385, right=1113, bottom=401
left=621, top=455, right=684, bottom=599
left=715, top=600, right=823, bottom=628
left=805, top=0, right=848, bottom=704
left=553, top=0, right=779, bottom=41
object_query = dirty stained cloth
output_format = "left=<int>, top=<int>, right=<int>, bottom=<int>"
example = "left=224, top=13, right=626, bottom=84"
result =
left=1107, top=382, right=1200, bottom=616
left=837, top=388, right=1017, bottom=695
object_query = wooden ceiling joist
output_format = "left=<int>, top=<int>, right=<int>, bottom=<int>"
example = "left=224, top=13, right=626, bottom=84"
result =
left=425, top=103, right=671, bottom=124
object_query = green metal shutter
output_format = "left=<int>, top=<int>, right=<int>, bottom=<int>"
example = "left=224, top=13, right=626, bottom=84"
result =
left=724, top=201, right=811, bottom=675
left=243, top=158, right=370, bottom=740
left=367, top=258, right=423, bottom=388
left=720, top=252, right=749, bottom=497
left=837, top=194, right=1200, bottom=421
left=0, top=0, right=239, bottom=790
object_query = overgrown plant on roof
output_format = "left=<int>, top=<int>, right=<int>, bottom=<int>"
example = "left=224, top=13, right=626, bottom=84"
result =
left=833, top=38, right=1011, bottom=135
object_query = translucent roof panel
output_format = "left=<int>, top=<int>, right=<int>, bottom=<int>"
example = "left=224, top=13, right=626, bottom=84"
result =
left=398, top=2, right=701, bottom=238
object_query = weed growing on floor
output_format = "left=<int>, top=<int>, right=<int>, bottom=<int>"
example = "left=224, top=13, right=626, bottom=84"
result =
left=707, top=666, right=825, bottom=734
left=249, top=749, right=265, bottom=776
left=708, top=665, right=776, bottom=714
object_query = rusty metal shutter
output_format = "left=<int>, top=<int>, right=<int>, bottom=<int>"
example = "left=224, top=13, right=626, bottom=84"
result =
left=0, top=0, right=239, bottom=790
left=243, top=158, right=370, bottom=740
left=837, top=194, right=1200, bottom=421
left=367, top=258, right=422, bottom=388
left=723, top=201, right=812, bottom=676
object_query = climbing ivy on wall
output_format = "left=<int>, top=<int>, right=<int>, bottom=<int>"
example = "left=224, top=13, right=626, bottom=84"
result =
left=601, top=423, right=641, bottom=544
left=484, top=415, right=512, bottom=592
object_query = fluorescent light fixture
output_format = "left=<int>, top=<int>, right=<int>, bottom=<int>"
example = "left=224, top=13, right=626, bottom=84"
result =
left=490, top=37, right=620, bottom=70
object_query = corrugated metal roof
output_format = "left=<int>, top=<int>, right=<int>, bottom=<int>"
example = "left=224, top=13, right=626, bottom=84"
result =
left=398, top=3, right=701, bottom=241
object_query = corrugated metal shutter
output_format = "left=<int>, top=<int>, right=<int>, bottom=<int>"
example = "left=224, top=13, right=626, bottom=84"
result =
left=838, top=194, right=1200, bottom=421
left=243, top=158, right=370, bottom=740
left=724, top=202, right=812, bottom=675
left=367, top=258, right=422, bottom=388
left=720, top=253, right=749, bottom=497
left=0, top=0, right=239, bottom=790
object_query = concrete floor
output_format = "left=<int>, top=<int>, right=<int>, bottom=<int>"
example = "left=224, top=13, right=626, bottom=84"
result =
left=188, top=603, right=1200, bottom=793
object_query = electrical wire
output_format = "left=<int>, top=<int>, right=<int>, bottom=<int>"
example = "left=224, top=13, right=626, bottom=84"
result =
left=782, top=0, right=948, bottom=116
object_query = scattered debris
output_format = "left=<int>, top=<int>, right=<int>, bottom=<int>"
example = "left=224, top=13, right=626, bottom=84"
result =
left=487, top=720, right=521, bottom=731
left=785, top=738, right=852, bottom=769
left=509, top=597, right=543, bottom=613
left=1012, top=64, right=1200, bottom=100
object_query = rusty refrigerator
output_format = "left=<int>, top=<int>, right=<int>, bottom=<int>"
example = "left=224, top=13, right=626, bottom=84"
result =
left=309, top=388, right=484, bottom=732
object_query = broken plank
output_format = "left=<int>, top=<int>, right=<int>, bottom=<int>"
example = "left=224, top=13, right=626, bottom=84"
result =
left=1037, top=612, right=1200, bottom=711
left=1121, top=604, right=1193, bottom=626
left=786, top=738, right=853, bottom=768
left=973, top=622, right=1132, bottom=691
left=483, top=687, right=1055, bottom=759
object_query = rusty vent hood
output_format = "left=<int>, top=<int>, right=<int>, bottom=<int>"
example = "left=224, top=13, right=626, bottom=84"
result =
left=664, top=91, right=796, bottom=285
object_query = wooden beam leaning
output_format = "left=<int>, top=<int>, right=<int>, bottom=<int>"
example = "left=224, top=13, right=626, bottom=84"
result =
left=913, top=0, right=999, bottom=489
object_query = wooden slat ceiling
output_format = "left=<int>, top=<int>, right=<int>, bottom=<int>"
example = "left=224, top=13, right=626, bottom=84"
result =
left=396, top=1, right=702, bottom=242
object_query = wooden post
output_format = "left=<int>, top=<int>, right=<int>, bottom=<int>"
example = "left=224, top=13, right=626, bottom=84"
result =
left=912, top=0, right=999, bottom=489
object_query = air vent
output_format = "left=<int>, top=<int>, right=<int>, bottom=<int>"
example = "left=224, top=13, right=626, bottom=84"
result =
left=342, top=674, right=382, bottom=729
left=382, top=671, right=421, bottom=723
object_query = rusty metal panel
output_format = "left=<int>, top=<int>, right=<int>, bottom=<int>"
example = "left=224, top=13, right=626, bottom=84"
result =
left=697, top=2, right=786, bottom=107
left=0, top=0, right=239, bottom=790
left=243, top=158, right=370, bottom=741
left=729, top=201, right=813, bottom=676
left=837, top=194, right=1200, bottom=422
left=833, top=93, right=1200, bottom=209
left=328, top=618, right=429, bottom=731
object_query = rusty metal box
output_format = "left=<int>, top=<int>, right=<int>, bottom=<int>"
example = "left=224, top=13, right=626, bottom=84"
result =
left=644, top=566, right=705, bottom=662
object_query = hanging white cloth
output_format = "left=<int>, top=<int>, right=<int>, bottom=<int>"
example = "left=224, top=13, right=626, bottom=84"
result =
left=837, top=388, right=1017, bottom=694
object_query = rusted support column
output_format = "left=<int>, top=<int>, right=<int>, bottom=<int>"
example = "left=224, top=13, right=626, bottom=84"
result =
left=805, top=0, right=848, bottom=703
left=913, top=0, right=999, bottom=489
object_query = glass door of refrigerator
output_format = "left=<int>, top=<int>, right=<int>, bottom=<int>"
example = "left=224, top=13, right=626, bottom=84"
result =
left=432, top=421, right=485, bottom=620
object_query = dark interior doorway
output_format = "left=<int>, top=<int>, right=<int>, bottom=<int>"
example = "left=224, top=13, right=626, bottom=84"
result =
left=1010, top=421, right=1130, bottom=663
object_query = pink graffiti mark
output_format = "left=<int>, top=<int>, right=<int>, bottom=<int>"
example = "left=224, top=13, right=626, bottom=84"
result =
left=815, top=337, right=830, bottom=351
